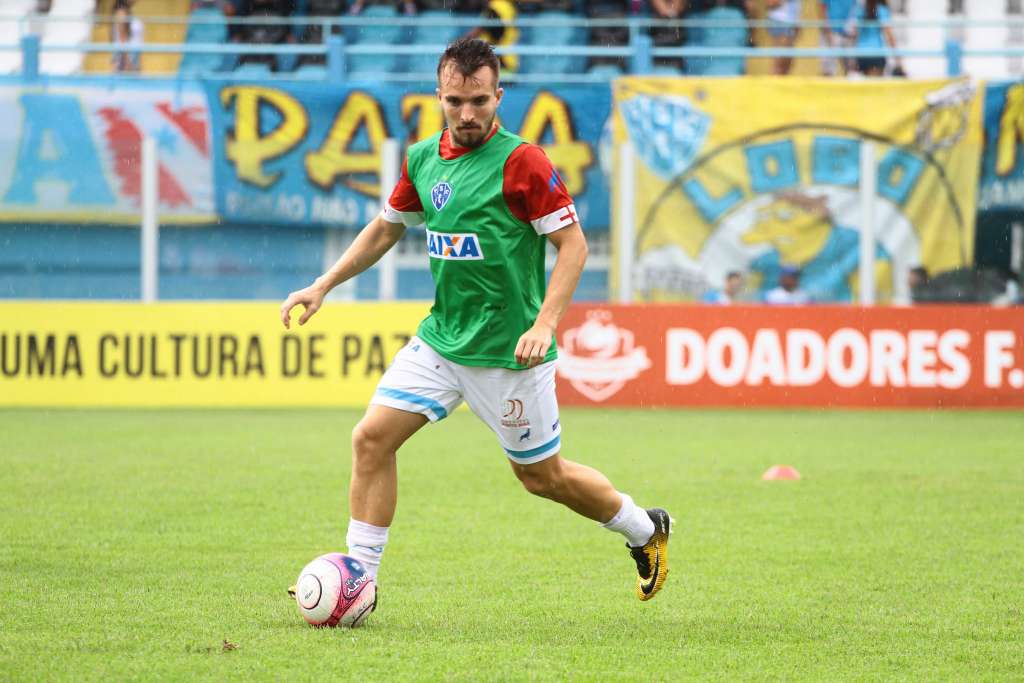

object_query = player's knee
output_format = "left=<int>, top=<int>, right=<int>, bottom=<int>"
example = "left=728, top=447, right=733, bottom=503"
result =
left=515, top=461, right=563, bottom=499
left=351, top=422, right=391, bottom=467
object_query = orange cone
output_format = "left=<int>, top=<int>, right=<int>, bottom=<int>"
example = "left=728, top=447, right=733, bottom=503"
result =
left=762, top=465, right=801, bottom=481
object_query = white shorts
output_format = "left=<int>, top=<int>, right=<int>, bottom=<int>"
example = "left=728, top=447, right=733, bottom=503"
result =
left=371, top=337, right=562, bottom=465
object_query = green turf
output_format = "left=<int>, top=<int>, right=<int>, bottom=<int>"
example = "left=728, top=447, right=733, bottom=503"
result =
left=1, top=408, right=1022, bottom=681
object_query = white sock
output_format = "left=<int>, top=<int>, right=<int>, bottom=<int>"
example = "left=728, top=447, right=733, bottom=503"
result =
left=345, top=518, right=389, bottom=579
left=601, top=493, right=655, bottom=547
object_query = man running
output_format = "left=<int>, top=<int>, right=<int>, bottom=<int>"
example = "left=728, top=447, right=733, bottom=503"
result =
left=281, top=38, right=671, bottom=603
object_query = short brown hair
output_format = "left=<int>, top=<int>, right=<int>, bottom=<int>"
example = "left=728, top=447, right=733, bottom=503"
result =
left=437, top=37, right=500, bottom=85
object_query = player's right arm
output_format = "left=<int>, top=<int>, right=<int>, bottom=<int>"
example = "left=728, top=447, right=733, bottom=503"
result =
left=279, top=214, right=406, bottom=329
left=281, top=161, right=425, bottom=329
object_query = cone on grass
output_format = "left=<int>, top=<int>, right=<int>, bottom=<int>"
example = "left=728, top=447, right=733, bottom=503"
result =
left=762, top=465, right=801, bottom=481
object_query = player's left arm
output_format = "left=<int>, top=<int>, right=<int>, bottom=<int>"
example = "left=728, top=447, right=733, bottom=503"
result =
left=505, top=144, right=588, bottom=367
left=515, top=223, right=588, bottom=367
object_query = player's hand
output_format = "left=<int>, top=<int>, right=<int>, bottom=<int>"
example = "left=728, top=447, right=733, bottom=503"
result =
left=514, top=321, right=555, bottom=368
left=280, top=283, right=326, bottom=329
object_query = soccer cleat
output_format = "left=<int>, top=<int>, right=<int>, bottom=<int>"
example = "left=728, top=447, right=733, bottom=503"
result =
left=287, top=584, right=297, bottom=599
left=628, top=508, right=672, bottom=601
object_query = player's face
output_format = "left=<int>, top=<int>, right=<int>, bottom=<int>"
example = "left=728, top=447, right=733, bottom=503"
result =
left=437, top=63, right=503, bottom=148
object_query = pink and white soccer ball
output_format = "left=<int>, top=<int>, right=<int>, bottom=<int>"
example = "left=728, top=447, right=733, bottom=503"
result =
left=294, top=553, right=376, bottom=628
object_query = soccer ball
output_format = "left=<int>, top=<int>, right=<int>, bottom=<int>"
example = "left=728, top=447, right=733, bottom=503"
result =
left=294, top=553, right=376, bottom=628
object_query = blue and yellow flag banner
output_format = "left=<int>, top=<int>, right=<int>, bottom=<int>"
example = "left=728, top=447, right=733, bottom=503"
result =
left=612, top=77, right=984, bottom=303
left=980, top=80, right=1024, bottom=213
left=204, top=82, right=611, bottom=229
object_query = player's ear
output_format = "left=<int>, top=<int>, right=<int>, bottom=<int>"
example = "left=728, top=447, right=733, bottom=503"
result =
left=435, top=87, right=442, bottom=103
left=495, top=86, right=504, bottom=105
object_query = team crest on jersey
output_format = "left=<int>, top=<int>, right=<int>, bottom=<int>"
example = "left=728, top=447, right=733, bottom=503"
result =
left=430, top=182, right=453, bottom=211
left=426, top=230, right=484, bottom=260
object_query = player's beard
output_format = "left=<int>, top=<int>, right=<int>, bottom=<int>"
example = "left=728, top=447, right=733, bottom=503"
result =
left=450, top=114, right=495, bottom=148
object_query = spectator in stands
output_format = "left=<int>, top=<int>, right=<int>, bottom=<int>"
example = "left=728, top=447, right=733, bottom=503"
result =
left=112, top=0, right=144, bottom=73
left=584, top=0, right=640, bottom=73
left=236, top=0, right=297, bottom=71
left=765, top=0, right=799, bottom=75
left=467, top=0, right=521, bottom=73
left=294, top=0, right=343, bottom=68
left=850, top=0, right=901, bottom=76
left=649, top=0, right=687, bottom=73
left=764, top=265, right=810, bottom=304
left=702, top=271, right=745, bottom=304
left=818, top=0, right=855, bottom=75
left=908, top=266, right=929, bottom=302
left=684, top=0, right=749, bottom=76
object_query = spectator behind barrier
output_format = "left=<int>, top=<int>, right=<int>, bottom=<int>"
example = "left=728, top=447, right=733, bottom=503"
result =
left=764, top=0, right=798, bottom=75
left=764, top=265, right=810, bottom=305
left=702, top=271, right=746, bottom=304
left=684, top=0, right=748, bottom=76
left=296, top=0, right=345, bottom=68
left=112, top=0, right=144, bottom=73
left=818, top=0, right=855, bottom=75
left=584, top=0, right=638, bottom=73
left=236, top=0, right=297, bottom=71
left=468, top=0, right=521, bottom=73
left=850, top=0, right=901, bottom=77
left=649, top=0, right=687, bottom=74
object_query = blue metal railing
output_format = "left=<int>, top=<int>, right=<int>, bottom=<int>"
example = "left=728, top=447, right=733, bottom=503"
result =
left=1, top=13, right=1024, bottom=82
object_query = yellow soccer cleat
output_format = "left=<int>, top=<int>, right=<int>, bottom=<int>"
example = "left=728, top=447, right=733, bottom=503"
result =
left=628, top=508, right=672, bottom=601
left=287, top=584, right=297, bottom=599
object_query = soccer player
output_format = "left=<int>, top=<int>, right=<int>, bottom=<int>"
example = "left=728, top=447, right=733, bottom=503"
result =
left=281, top=38, right=671, bottom=603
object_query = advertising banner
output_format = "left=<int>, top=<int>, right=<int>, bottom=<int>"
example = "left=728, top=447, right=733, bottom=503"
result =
left=979, top=80, right=1024, bottom=213
left=0, top=84, right=215, bottom=224
left=204, top=82, right=611, bottom=229
left=612, top=77, right=984, bottom=304
left=555, top=304, right=1024, bottom=408
left=5, top=302, right=1023, bottom=409
left=0, top=302, right=424, bottom=407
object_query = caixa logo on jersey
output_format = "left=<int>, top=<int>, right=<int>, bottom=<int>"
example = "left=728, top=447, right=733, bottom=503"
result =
left=426, top=230, right=484, bottom=260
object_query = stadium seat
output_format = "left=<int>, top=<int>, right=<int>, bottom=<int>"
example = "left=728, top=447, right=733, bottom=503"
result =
left=684, top=5, right=747, bottom=76
left=347, top=5, right=403, bottom=75
left=179, top=6, right=229, bottom=75
left=519, top=11, right=584, bottom=75
left=234, top=61, right=273, bottom=77
left=587, top=62, right=623, bottom=78
left=409, top=10, right=463, bottom=76
left=294, top=62, right=327, bottom=79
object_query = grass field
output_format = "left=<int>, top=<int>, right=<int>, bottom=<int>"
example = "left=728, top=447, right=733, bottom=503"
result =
left=1, top=408, right=1022, bottom=681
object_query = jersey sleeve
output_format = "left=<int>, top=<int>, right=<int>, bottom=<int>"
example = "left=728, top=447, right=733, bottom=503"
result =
left=381, top=157, right=426, bottom=227
left=503, top=144, right=579, bottom=235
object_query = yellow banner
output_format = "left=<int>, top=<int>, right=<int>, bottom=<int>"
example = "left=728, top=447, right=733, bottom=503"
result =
left=612, top=77, right=984, bottom=303
left=0, top=303, right=426, bottom=407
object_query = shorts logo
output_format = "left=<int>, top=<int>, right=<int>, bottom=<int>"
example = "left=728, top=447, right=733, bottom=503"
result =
left=431, top=182, right=453, bottom=211
left=427, top=231, right=484, bottom=260
left=501, top=398, right=530, bottom=428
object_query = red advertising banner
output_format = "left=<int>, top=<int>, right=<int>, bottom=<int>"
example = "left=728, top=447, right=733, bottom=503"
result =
left=555, top=305, right=1024, bottom=408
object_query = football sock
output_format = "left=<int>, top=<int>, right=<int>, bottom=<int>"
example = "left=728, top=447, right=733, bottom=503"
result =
left=345, top=518, right=389, bottom=579
left=601, top=493, right=656, bottom=548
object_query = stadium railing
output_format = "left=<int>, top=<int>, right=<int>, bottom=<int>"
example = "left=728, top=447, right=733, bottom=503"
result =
left=1, top=14, right=1024, bottom=82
